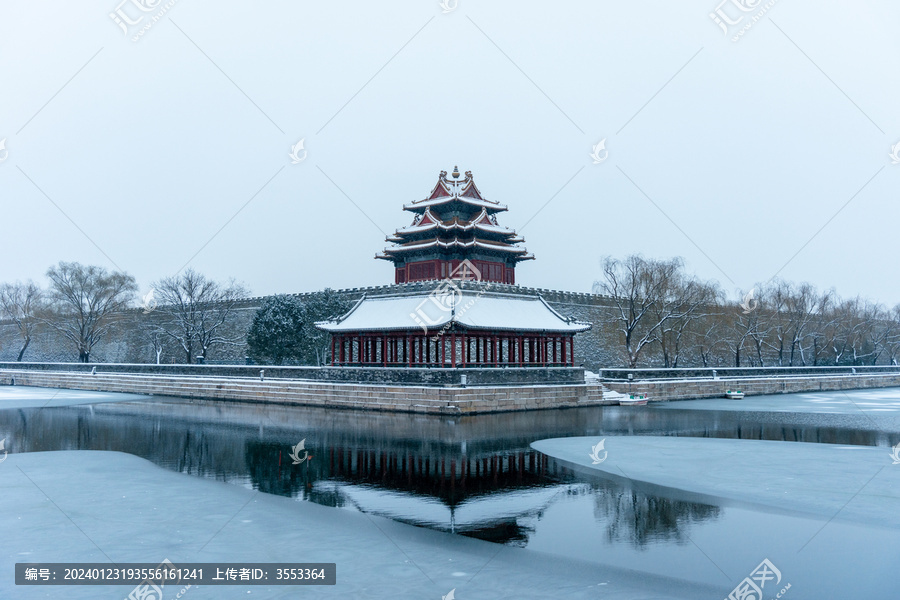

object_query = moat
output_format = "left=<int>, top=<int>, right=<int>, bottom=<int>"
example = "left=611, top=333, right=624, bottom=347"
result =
left=2, top=386, right=899, bottom=596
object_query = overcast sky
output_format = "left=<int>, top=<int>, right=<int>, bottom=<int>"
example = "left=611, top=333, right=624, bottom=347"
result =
left=1, top=1, right=898, bottom=304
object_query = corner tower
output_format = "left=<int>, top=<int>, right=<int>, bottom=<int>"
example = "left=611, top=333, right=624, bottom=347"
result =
left=376, top=167, right=534, bottom=284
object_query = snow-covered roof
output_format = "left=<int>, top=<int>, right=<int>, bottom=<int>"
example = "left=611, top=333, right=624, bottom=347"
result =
left=404, top=195, right=507, bottom=212
left=380, top=238, right=533, bottom=256
left=315, top=291, right=591, bottom=333
left=408, top=170, right=504, bottom=210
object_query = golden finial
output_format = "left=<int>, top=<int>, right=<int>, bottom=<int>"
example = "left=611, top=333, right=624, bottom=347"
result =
left=451, top=165, right=460, bottom=178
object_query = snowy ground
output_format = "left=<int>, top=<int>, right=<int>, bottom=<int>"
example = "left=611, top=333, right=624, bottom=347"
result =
left=0, top=386, right=152, bottom=409
left=1, top=451, right=720, bottom=600
left=657, top=386, right=900, bottom=415
left=532, top=435, right=900, bottom=597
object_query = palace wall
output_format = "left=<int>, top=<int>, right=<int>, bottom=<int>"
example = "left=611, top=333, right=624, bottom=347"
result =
left=0, top=281, right=619, bottom=369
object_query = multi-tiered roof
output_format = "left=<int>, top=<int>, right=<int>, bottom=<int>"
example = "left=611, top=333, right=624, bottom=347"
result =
left=376, top=167, right=533, bottom=284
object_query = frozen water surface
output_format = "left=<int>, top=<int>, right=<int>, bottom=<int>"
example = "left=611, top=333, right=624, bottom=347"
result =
left=657, top=386, right=900, bottom=415
left=0, top=385, right=152, bottom=409
left=1, top=451, right=713, bottom=600
left=532, top=435, right=900, bottom=598
left=1, top=385, right=898, bottom=598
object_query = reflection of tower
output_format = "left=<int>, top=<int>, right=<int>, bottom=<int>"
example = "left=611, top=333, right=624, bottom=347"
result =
left=319, top=442, right=553, bottom=541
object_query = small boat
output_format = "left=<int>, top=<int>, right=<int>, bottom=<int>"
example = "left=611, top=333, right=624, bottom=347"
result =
left=725, top=390, right=745, bottom=399
left=619, top=394, right=648, bottom=406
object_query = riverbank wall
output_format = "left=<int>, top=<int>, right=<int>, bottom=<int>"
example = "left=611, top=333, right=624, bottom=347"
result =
left=602, top=372, right=900, bottom=401
left=2, top=364, right=900, bottom=414
left=0, top=368, right=608, bottom=415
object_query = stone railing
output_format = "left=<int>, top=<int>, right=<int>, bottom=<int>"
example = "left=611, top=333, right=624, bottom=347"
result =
left=0, top=362, right=584, bottom=386
left=599, top=365, right=900, bottom=380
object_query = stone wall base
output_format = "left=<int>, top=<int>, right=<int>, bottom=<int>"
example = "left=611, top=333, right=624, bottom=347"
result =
left=604, top=374, right=900, bottom=401
left=0, top=370, right=610, bottom=415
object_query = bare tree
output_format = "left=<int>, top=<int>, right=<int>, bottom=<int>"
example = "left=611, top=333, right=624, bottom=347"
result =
left=806, top=292, right=837, bottom=366
left=44, top=262, right=137, bottom=362
left=654, top=280, right=720, bottom=368
left=0, top=281, right=44, bottom=361
left=151, top=269, right=248, bottom=364
left=594, top=255, right=712, bottom=368
left=138, top=317, right=166, bottom=364
left=885, top=305, right=900, bottom=366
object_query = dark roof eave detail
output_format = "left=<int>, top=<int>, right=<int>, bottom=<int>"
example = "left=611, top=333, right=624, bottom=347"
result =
left=318, top=324, right=590, bottom=333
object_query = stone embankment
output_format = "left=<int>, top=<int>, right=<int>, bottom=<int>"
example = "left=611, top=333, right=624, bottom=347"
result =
left=0, top=369, right=608, bottom=415
left=3, top=364, right=899, bottom=414
left=603, top=372, right=900, bottom=401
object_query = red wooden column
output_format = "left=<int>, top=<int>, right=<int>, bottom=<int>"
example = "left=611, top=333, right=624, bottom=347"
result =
left=382, top=334, right=387, bottom=366
left=518, top=335, right=523, bottom=366
left=451, top=333, right=457, bottom=367
left=493, top=335, right=498, bottom=366
left=461, top=334, right=467, bottom=368
left=542, top=335, right=547, bottom=366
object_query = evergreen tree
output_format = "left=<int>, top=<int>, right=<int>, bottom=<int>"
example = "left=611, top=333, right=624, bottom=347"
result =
left=246, top=295, right=306, bottom=365
left=298, top=289, right=354, bottom=366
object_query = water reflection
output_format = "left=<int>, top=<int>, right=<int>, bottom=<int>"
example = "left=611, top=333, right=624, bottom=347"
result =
left=590, top=480, right=722, bottom=547
left=0, top=398, right=896, bottom=551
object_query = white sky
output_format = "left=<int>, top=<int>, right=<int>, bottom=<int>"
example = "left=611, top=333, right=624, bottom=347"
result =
left=1, top=1, right=898, bottom=304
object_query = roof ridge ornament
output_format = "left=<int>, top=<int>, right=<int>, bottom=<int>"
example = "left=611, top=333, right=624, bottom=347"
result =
left=451, top=165, right=460, bottom=178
